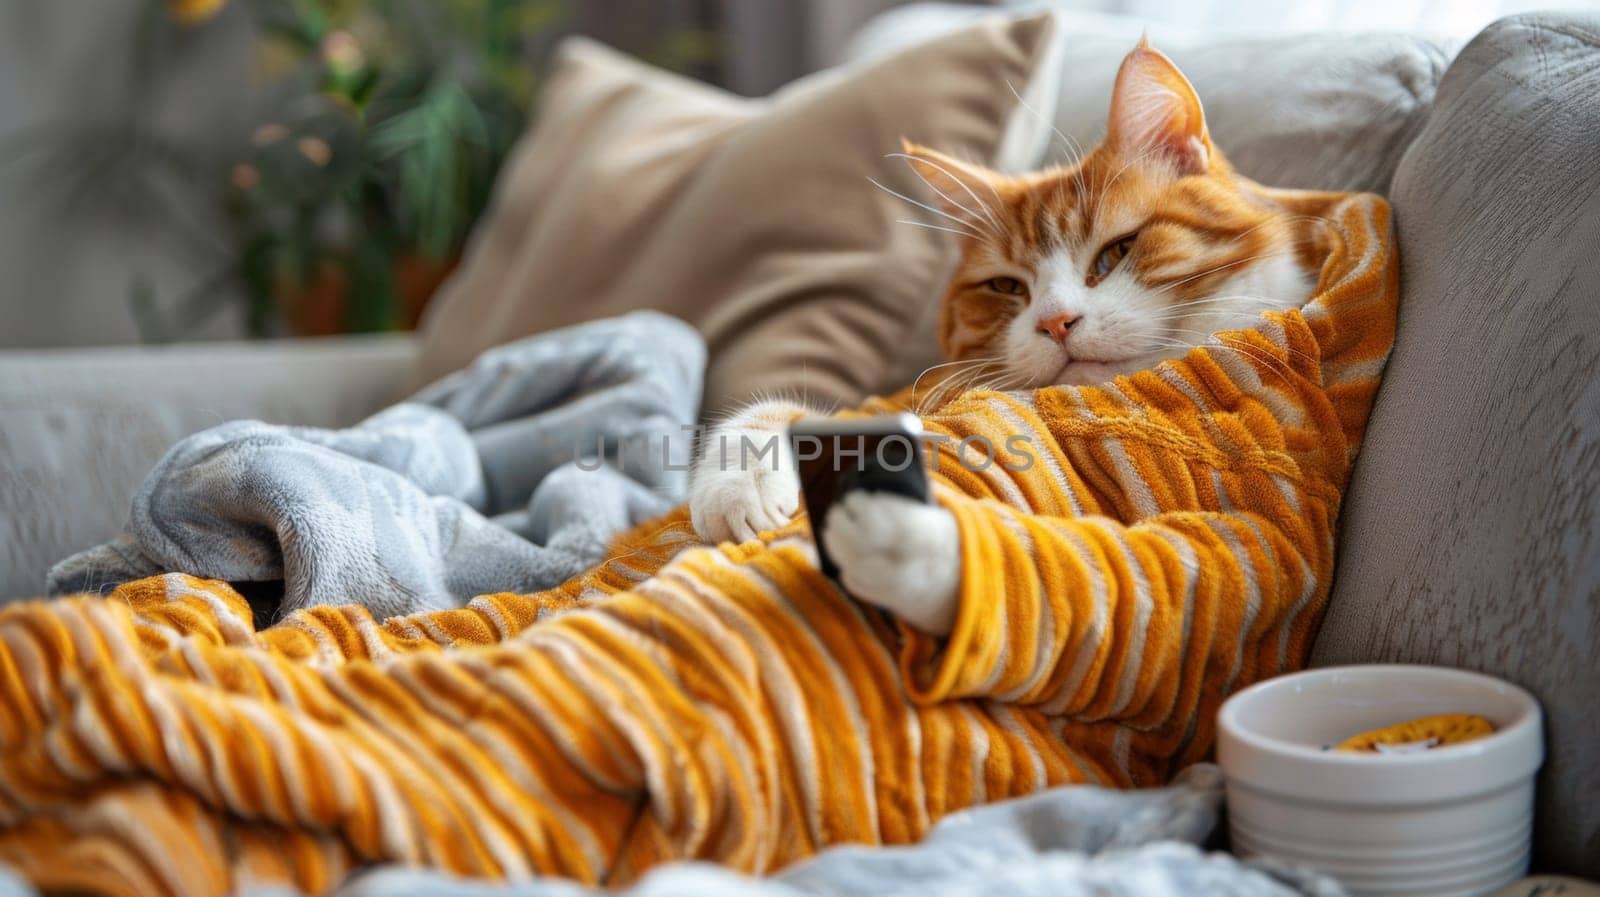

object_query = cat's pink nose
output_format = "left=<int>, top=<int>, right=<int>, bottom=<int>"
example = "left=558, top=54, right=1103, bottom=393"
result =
left=1037, top=313, right=1080, bottom=344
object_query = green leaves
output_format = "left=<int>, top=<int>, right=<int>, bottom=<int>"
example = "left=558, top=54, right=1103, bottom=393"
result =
left=220, top=0, right=564, bottom=333
left=370, top=80, right=488, bottom=259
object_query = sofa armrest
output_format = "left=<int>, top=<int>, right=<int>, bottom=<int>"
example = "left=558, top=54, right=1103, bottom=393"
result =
left=0, top=335, right=420, bottom=601
left=1311, top=13, right=1600, bottom=877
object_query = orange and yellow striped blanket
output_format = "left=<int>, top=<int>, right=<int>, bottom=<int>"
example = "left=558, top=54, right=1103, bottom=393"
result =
left=0, top=193, right=1397, bottom=897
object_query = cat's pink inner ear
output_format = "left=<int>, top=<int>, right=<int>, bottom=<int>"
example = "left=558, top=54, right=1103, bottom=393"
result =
left=898, top=140, right=1002, bottom=221
left=1107, top=45, right=1209, bottom=176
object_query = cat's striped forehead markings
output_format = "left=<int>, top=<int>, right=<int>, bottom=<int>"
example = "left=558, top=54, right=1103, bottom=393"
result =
left=978, top=157, right=1172, bottom=266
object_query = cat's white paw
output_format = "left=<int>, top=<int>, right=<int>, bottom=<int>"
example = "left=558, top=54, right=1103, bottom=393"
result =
left=690, top=402, right=805, bottom=544
left=822, top=491, right=960, bottom=635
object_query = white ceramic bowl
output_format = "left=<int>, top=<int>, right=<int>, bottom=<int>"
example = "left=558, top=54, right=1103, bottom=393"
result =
left=1217, top=665, right=1543, bottom=897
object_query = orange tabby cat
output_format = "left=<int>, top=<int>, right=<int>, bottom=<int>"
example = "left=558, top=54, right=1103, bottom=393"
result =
left=911, top=39, right=1333, bottom=393
left=690, top=40, right=1338, bottom=630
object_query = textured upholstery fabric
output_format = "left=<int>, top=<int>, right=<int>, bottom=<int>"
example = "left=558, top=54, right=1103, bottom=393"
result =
left=0, top=336, right=419, bottom=601
left=1309, top=13, right=1600, bottom=877
left=415, top=17, right=1059, bottom=415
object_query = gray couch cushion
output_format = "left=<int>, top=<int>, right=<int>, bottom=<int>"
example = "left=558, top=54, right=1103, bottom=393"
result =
left=0, top=336, right=419, bottom=601
left=1311, top=13, right=1600, bottom=877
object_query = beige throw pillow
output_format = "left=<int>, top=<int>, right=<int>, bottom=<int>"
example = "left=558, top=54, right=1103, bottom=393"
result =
left=416, top=15, right=1057, bottom=413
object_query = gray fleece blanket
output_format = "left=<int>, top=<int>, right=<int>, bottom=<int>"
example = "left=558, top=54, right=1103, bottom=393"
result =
left=47, top=311, right=704, bottom=619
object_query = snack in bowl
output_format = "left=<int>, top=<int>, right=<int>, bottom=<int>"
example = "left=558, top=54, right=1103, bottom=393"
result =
left=1330, top=713, right=1498, bottom=754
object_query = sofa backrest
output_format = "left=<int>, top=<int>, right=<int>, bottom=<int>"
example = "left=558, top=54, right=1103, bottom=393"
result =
left=1311, top=13, right=1600, bottom=877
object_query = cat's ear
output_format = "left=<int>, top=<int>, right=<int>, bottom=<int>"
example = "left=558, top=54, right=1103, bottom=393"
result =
left=1106, top=39, right=1210, bottom=175
left=898, top=139, right=1002, bottom=220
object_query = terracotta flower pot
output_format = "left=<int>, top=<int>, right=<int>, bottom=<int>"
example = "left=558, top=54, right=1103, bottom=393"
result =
left=276, top=253, right=457, bottom=337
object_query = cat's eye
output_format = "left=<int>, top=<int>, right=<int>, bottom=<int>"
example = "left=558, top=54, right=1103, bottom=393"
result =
left=985, top=276, right=1027, bottom=296
left=1089, top=233, right=1138, bottom=286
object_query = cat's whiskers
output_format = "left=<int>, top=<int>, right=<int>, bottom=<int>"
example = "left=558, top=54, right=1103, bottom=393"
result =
left=1005, top=79, right=1090, bottom=200
left=869, top=176, right=996, bottom=240
left=924, top=360, right=1032, bottom=407
left=1153, top=294, right=1286, bottom=319
left=895, top=218, right=988, bottom=242
left=912, top=355, right=1004, bottom=411
left=1153, top=318, right=1321, bottom=364
left=1148, top=326, right=1319, bottom=373
left=912, top=356, right=1001, bottom=393
left=924, top=367, right=1001, bottom=408
left=1222, top=213, right=1334, bottom=245
left=1143, top=335, right=1202, bottom=356
left=1143, top=334, right=1269, bottom=372
left=1148, top=251, right=1295, bottom=296
left=1166, top=292, right=1284, bottom=308
left=886, top=153, right=1006, bottom=236
left=1211, top=341, right=1310, bottom=377
left=989, top=371, right=1038, bottom=394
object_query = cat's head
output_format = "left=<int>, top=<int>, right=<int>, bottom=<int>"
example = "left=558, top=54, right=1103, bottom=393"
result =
left=903, top=40, right=1322, bottom=389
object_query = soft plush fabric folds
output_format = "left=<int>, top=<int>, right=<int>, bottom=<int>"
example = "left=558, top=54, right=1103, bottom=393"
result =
left=0, top=192, right=1395, bottom=897
left=46, top=311, right=704, bottom=619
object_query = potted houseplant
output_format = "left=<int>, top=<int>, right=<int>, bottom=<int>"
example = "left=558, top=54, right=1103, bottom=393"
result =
left=215, top=0, right=563, bottom=336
